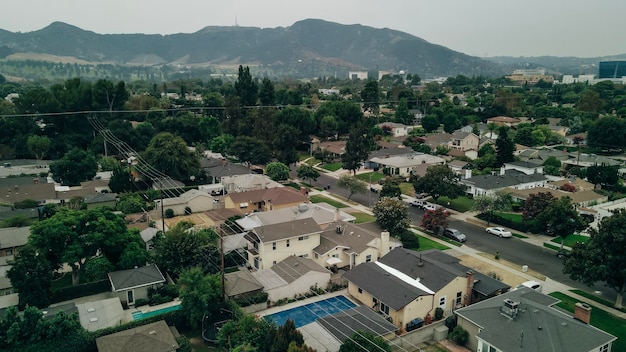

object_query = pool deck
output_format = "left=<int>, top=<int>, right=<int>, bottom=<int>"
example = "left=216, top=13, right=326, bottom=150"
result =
left=256, top=289, right=352, bottom=317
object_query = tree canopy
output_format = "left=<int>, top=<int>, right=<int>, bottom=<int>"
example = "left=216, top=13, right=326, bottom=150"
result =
left=564, top=209, right=626, bottom=308
left=337, top=174, right=368, bottom=201
left=49, top=148, right=98, bottom=186
left=412, top=165, right=465, bottom=201
left=142, top=132, right=201, bottom=181
left=372, top=197, right=410, bottom=236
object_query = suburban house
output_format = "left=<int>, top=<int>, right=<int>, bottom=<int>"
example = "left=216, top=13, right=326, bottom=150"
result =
left=245, top=218, right=324, bottom=270
left=549, top=177, right=595, bottom=192
left=0, top=226, right=30, bottom=292
left=221, top=173, right=284, bottom=194
left=95, top=320, right=180, bottom=352
left=313, top=223, right=401, bottom=270
left=449, top=131, right=479, bottom=151
left=486, top=116, right=521, bottom=127
left=312, top=140, right=347, bottom=160
left=343, top=248, right=510, bottom=331
left=422, top=133, right=452, bottom=150
left=506, top=187, right=607, bottom=208
left=107, top=264, right=166, bottom=307
left=377, top=122, right=415, bottom=137
left=448, top=160, right=470, bottom=177
left=461, top=166, right=549, bottom=197
left=504, top=160, right=544, bottom=175
left=566, top=132, right=587, bottom=145
left=223, top=269, right=264, bottom=303
left=252, top=256, right=331, bottom=302
left=0, top=178, right=56, bottom=206
left=202, top=156, right=251, bottom=184
left=561, top=153, right=622, bottom=169
left=84, top=193, right=118, bottom=209
left=155, top=189, right=217, bottom=216
left=364, top=147, right=415, bottom=169
left=225, top=187, right=308, bottom=214
left=369, top=153, right=445, bottom=177
left=455, top=288, right=616, bottom=352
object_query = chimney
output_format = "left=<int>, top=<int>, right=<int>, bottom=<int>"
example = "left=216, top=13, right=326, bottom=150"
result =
left=300, top=186, right=307, bottom=196
left=385, top=153, right=390, bottom=158
left=574, top=302, right=592, bottom=324
left=221, top=158, right=226, bottom=166
left=465, top=270, right=475, bottom=306
left=500, top=166, right=505, bottom=176
left=33, top=178, right=39, bottom=184
left=334, top=208, right=340, bottom=222
left=465, top=169, right=472, bottom=179
left=380, top=231, right=390, bottom=256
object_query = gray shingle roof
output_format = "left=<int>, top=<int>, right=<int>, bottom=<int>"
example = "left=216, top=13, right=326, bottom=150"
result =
left=108, top=265, right=165, bottom=291
left=95, top=320, right=179, bottom=352
left=250, top=218, right=322, bottom=243
left=455, top=289, right=616, bottom=352
left=271, top=256, right=330, bottom=284
left=0, top=226, right=30, bottom=249
left=463, top=170, right=548, bottom=190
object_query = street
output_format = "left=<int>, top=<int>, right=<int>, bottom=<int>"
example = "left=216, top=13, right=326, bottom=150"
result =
left=307, top=172, right=617, bottom=303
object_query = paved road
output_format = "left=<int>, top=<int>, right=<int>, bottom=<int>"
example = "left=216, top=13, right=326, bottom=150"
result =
left=306, top=172, right=617, bottom=303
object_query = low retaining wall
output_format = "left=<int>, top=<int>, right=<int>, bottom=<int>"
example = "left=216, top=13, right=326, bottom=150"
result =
left=390, top=320, right=447, bottom=348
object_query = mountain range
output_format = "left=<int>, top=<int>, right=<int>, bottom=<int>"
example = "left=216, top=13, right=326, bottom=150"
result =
left=0, top=19, right=508, bottom=78
left=1, top=19, right=624, bottom=79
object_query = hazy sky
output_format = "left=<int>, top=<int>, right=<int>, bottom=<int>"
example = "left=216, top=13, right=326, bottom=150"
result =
left=2, top=0, right=624, bottom=58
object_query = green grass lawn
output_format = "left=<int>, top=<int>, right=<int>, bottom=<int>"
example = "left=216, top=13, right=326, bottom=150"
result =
left=322, top=163, right=342, bottom=172
left=399, top=182, right=414, bottom=196
left=512, top=233, right=527, bottom=239
left=309, top=195, right=348, bottom=208
left=304, top=157, right=321, bottom=166
left=433, top=196, right=475, bottom=213
left=349, top=212, right=376, bottom=224
left=569, top=289, right=626, bottom=314
left=550, top=234, right=590, bottom=247
left=494, top=211, right=524, bottom=222
left=52, top=273, right=73, bottom=289
left=549, top=292, right=625, bottom=351
left=355, top=172, right=386, bottom=183
left=414, top=233, right=451, bottom=251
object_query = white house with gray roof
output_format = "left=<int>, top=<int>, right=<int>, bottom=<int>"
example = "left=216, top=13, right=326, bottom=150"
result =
left=107, top=264, right=166, bottom=307
left=455, top=288, right=616, bottom=352
left=461, top=166, right=549, bottom=197
left=369, top=153, right=445, bottom=177
left=235, top=202, right=355, bottom=230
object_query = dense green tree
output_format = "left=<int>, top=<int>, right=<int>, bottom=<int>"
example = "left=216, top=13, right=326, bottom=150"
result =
left=339, top=330, right=391, bottom=352
left=28, top=208, right=129, bottom=285
left=587, top=116, right=626, bottom=150
left=265, top=162, right=290, bottom=181
left=337, top=174, right=368, bottom=201
left=92, top=79, right=129, bottom=112
left=271, top=319, right=305, bottom=352
left=273, top=124, right=300, bottom=166
left=315, top=101, right=363, bottom=134
left=142, top=132, right=201, bottom=181
left=296, top=165, right=320, bottom=184
left=178, top=267, right=222, bottom=329
left=108, top=164, right=134, bottom=194
left=372, top=197, right=411, bottom=236
left=472, top=191, right=512, bottom=225
left=319, top=115, right=339, bottom=138
left=394, top=98, right=411, bottom=125
left=341, top=126, right=372, bottom=175
left=198, top=116, right=222, bottom=143
left=379, top=179, right=402, bottom=199
left=420, top=115, right=440, bottom=133
left=412, top=165, right=465, bottom=201
left=587, top=163, right=619, bottom=188
left=82, top=255, right=115, bottom=282
left=537, top=197, right=586, bottom=247
left=218, top=312, right=276, bottom=351
left=495, top=126, right=515, bottom=166
left=26, top=135, right=51, bottom=160
left=7, top=245, right=54, bottom=309
left=258, top=77, right=275, bottom=106
left=360, top=79, right=380, bottom=114
left=542, top=157, right=562, bottom=176
left=49, top=148, right=98, bottom=186
left=228, top=136, right=272, bottom=167
left=117, top=235, right=152, bottom=270
left=564, top=209, right=626, bottom=308
left=210, top=134, right=235, bottom=154
left=153, top=222, right=219, bottom=276
left=235, top=65, right=258, bottom=107
left=522, top=192, right=556, bottom=222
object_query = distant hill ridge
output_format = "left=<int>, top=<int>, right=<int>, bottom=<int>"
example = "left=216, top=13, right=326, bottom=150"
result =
left=0, top=19, right=508, bottom=78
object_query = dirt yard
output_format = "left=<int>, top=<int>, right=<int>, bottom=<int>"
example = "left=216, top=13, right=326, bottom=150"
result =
left=457, top=253, right=545, bottom=289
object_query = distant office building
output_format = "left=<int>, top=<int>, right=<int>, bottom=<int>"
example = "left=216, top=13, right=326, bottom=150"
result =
left=598, top=61, right=626, bottom=79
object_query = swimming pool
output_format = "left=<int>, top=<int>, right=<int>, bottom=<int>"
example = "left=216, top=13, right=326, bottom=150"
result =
left=132, top=303, right=180, bottom=321
left=264, top=295, right=356, bottom=328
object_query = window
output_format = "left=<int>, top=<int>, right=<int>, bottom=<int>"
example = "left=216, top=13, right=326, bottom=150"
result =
left=272, top=242, right=276, bottom=250
left=314, top=253, right=318, bottom=259
left=299, top=254, right=309, bottom=258
left=358, top=288, right=363, bottom=294
left=380, top=302, right=390, bottom=315
left=600, top=344, right=609, bottom=352
left=456, top=292, right=462, bottom=306
left=5, top=249, right=12, bottom=256
left=365, top=254, right=372, bottom=263
left=331, top=254, right=338, bottom=258
left=273, top=261, right=276, bottom=265
left=286, top=239, right=290, bottom=247
left=439, top=296, right=446, bottom=307
left=298, top=236, right=308, bottom=241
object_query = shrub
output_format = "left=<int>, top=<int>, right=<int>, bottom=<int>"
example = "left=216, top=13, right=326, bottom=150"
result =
left=134, top=298, right=149, bottom=307
left=165, top=208, right=175, bottom=218
left=184, top=206, right=192, bottom=215
left=449, top=326, right=469, bottom=346
left=434, top=307, right=444, bottom=321
left=444, top=315, right=457, bottom=332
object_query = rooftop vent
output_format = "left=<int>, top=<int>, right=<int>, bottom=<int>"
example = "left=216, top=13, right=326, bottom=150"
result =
left=149, top=330, right=157, bottom=335
left=89, top=317, right=98, bottom=323
left=501, top=299, right=520, bottom=319
left=87, top=307, right=96, bottom=313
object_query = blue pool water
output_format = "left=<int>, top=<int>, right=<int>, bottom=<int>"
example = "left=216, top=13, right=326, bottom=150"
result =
left=264, top=295, right=356, bottom=328
left=132, top=304, right=180, bottom=321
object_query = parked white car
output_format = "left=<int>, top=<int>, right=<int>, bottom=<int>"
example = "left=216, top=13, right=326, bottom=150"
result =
left=486, top=227, right=512, bottom=238
left=517, top=280, right=542, bottom=292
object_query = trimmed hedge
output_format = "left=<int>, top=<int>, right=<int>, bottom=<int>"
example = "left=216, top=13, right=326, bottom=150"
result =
left=476, top=213, right=541, bottom=233
left=50, top=279, right=110, bottom=304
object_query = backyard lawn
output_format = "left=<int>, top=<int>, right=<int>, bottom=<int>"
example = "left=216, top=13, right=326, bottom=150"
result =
left=550, top=233, right=590, bottom=247
left=550, top=292, right=625, bottom=351
left=309, top=195, right=347, bottom=208
left=433, top=196, right=475, bottom=213
left=399, top=182, right=415, bottom=196
left=355, top=171, right=386, bottom=183
left=414, top=232, right=450, bottom=251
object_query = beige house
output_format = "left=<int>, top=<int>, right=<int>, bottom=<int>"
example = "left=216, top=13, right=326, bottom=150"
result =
left=107, top=265, right=166, bottom=307
left=486, top=116, right=521, bottom=127
left=343, top=248, right=509, bottom=331
left=449, top=131, right=479, bottom=151
left=225, top=187, right=308, bottom=214
left=155, top=189, right=217, bottom=216
left=377, top=122, right=415, bottom=137
left=369, top=153, right=445, bottom=177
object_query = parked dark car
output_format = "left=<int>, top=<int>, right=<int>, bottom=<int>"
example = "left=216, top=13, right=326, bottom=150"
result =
left=443, top=228, right=467, bottom=243
left=556, top=249, right=571, bottom=258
